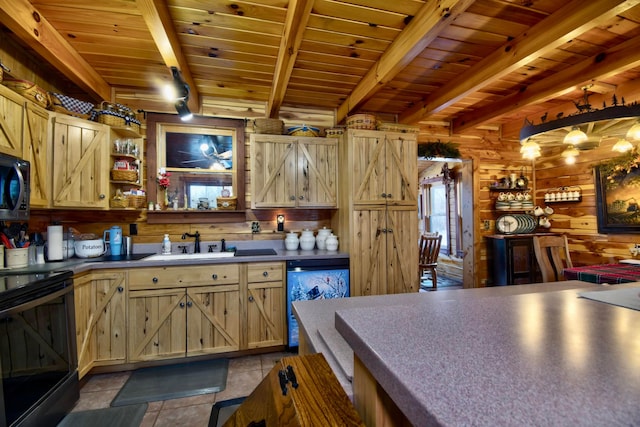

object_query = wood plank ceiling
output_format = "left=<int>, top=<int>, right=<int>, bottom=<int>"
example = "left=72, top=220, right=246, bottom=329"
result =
left=1, top=0, right=640, bottom=138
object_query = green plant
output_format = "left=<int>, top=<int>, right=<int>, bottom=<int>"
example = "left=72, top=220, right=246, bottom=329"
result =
left=418, top=140, right=461, bottom=159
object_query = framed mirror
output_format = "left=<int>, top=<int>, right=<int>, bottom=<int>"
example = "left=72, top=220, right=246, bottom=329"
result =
left=146, top=113, right=245, bottom=213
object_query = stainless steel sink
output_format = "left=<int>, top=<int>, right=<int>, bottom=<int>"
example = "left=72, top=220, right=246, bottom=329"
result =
left=143, top=252, right=235, bottom=261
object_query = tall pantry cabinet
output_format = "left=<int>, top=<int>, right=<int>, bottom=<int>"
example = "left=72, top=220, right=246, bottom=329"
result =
left=337, top=129, right=418, bottom=296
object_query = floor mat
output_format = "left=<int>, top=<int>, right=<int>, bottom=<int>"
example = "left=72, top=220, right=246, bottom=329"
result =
left=58, top=403, right=147, bottom=427
left=111, top=358, right=229, bottom=407
left=208, top=397, right=245, bottom=427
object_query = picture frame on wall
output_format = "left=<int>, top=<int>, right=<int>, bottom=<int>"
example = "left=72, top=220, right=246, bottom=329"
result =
left=595, top=165, right=640, bottom=233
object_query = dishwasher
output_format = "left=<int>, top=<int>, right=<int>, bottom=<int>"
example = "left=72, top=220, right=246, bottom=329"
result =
left=286, top=258, right=350, bottom=349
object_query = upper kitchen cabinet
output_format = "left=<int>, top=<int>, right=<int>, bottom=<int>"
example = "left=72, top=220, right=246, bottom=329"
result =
left=0, top=84, right=26, bottom=158
left=251, top=134, right=338, bottom=209
left=23, top=102, right=52, bottom=208
left=51, top=114, right=109, bottom=208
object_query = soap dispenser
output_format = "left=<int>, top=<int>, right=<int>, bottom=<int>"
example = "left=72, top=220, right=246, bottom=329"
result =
left=162, top=234, right=171, bottom=254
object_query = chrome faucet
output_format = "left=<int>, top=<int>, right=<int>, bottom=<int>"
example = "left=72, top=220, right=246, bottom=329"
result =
left=181, top=231, right=201, bottom=253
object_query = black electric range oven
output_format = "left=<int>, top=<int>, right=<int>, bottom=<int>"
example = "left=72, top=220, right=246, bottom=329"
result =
left=0, top=270, right=78, bottom=427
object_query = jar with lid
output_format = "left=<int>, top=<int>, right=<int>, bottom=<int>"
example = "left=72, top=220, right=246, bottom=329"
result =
left=299, top=229, right=316, bottom=251
left=285, top=232, right=300, bottom=251
left=325, top=233, right=339, bottom=251
left=316, top=227, right=332, bottom=250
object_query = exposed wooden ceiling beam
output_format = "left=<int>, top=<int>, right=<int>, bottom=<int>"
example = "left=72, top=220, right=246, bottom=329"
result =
left=267, top=0, right=315, bottom=118
left=453, top=34, right=640, bottom=133
left=398, top=0, right=640, bottom=125
left=0, top=0, right=111, bottom=101
left=335, top=0, right=474, bottom=124
left=136, top=0, right=199, bottom=112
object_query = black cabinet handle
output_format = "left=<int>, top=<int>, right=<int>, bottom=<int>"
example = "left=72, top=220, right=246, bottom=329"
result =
left=262, top=271, right=268, bottom=277
left=179, top=302, right=185, bottom=308
left=117, top=286, right=124, bottom=292
left=212, top=273, right=218, bottom=280
left=152, top=277, right=158, bottom=283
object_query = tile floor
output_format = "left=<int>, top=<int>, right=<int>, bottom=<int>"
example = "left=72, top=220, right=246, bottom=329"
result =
left=66, top=351, right=294, bottom=427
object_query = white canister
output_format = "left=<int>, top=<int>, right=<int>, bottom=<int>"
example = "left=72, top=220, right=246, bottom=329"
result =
left=46, top=225, right=64, bottom=261
left=325, top=233, right=339, bottom=251
left=285, top=232, right=300, bottom=251
left=316, top=227, right=332, bottom=250
left=299, top=229, right=316, bottom=251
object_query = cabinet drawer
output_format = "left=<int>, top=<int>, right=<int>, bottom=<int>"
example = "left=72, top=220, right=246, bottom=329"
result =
left=247, top=262, right=283, bottom=283
left=130, top=264, right=240, bottom=289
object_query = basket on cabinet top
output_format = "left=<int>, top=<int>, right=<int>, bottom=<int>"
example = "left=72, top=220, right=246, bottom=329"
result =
left=92, top=101, right=141, bottom=133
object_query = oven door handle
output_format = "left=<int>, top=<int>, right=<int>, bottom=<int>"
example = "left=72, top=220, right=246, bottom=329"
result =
left=1, top=284, right=72, bottom=315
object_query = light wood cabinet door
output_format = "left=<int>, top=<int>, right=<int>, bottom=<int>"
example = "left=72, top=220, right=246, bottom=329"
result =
left=51, top=114, right=109, bottom=208
left=128, top=287, right=187, bottom=362
left=350, top=131, right=417, bottom=207
left=246, top=262, right=285, bottom=349
left=186, top=285, right=241, bottom=355
left=74, top=270, right=127, bottom=378
left=251, top=136, right=297, bottom=208
left=251, top=134, right=338, bottom=208
left=0, top=84, right=25, bottom=157
left=23, top=103, right=51, bottom=207
left=296, top=138, right=338, bottom=208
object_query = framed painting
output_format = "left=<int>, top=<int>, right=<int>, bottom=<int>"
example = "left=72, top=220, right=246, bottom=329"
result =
left=595, top=164, right=640, bottom=233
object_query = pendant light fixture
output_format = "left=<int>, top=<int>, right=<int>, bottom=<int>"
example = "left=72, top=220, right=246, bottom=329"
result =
left=626, top=120, right=640, bottom=140
left=520, top=139, right=541, bottom=160
left=563, top=126, right=588, bottom=145
left=612, top=138, right=633, bottom=153
left=561, top=145, right=580, bottom=164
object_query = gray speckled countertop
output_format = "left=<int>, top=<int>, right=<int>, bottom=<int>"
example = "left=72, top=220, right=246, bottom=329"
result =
left=330, top=282, right=640, bottom=426
left=0, top=241, right=348, bottom=276
left=292, top=281, right=598, bottom=399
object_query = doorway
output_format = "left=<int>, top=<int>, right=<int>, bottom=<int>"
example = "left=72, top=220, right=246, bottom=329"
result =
left=418, top=158, right=474, bottom=288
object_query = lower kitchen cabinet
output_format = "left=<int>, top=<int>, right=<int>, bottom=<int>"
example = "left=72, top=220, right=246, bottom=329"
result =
left=245, top=262, right=285, bottom=349
left=74, top=270, right=127, bottom=378
left=128, top=265, right=241, bottom=362
left=487, top=235, right=542, bottom=285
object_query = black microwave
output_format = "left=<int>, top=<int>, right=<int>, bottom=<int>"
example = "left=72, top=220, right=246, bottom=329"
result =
left=0, top=153, right=30, bottom=221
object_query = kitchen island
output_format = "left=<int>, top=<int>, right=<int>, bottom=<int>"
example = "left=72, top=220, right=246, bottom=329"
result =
left=294, top=281, right=640, bottom=426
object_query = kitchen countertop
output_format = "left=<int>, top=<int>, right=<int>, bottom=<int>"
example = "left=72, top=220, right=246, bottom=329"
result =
left=324, top=282, right=640, bottom=426
left=0, top=244, right=349, bottom=276
left=292, top=281, right=597, bottom=399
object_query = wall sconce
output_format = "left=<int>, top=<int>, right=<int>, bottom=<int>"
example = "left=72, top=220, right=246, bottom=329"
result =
left=277, top=214, right=285, bottom=232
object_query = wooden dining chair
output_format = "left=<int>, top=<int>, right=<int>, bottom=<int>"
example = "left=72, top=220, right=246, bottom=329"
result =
left=532, top=235, right=573, bottom=282
left=419, top=234, right=443, bottom=289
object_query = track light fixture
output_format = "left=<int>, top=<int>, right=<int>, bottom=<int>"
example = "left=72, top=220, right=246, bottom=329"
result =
left=169, top=66, right=192, bottom=121
left=175, top=99, right=193, bottom=121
